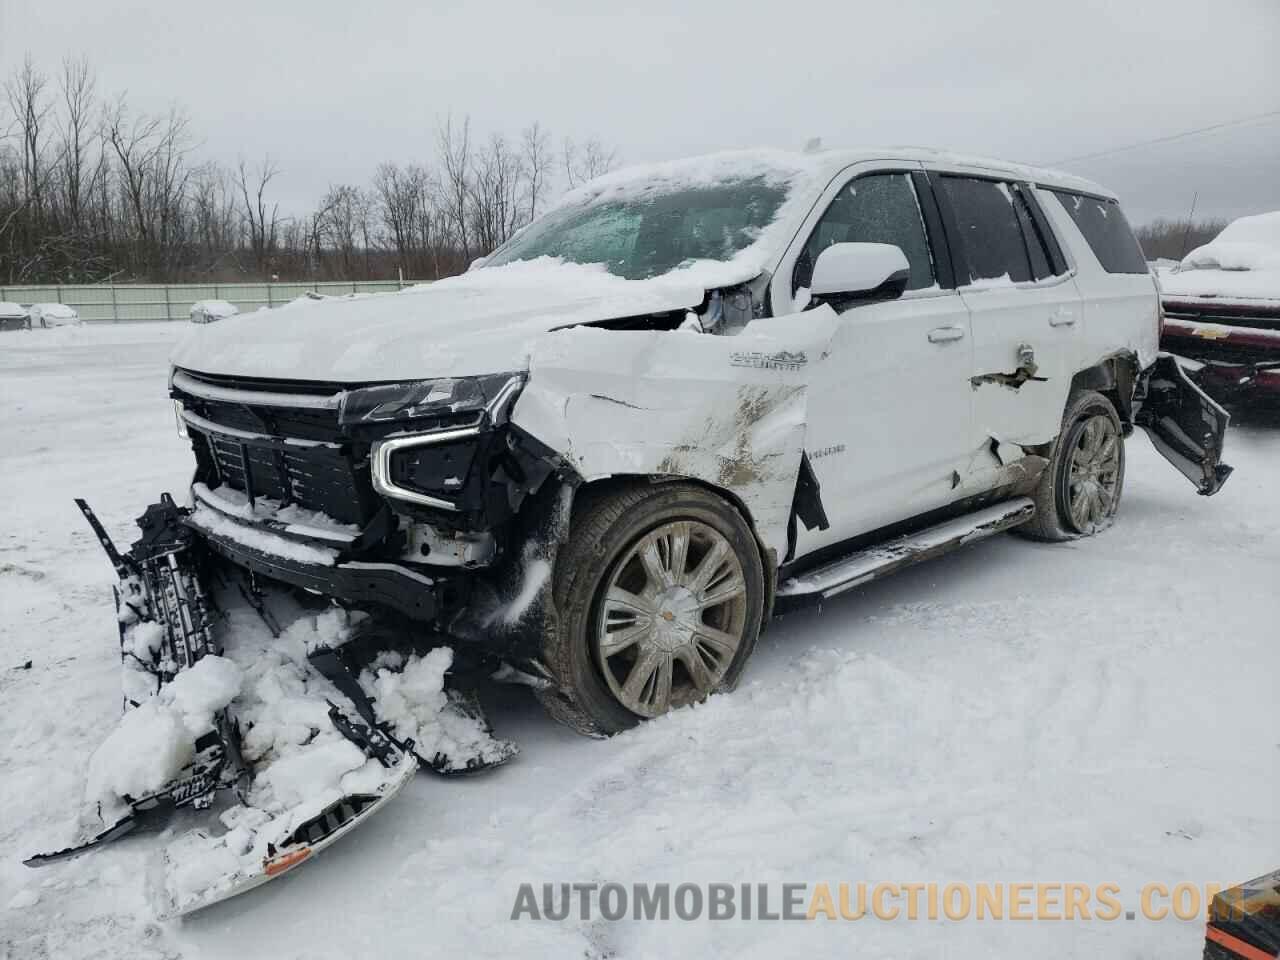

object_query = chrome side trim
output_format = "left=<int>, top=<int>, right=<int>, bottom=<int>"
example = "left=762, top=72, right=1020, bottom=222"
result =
left=484, top=375, right=526, bottom=425
left=371, top=426, right=483, bottom=511
left=172, top=370, right=344, bottom=410
left=181, top=408, right=339, bottom=448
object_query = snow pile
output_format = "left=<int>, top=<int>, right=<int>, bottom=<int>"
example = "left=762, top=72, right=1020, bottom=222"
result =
left=159, top=603, right=398, bottom=912
left=83, top=655, right=242, bottom=824
left=359, top=648, right=516, bottom=773
left=1163, top=211, right=1280, bottom=303
left=1181, top=210, right=1280, bottom=272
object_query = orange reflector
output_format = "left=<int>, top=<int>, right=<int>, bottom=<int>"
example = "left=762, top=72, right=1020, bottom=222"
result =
left=264, top=847, right=312, bottom=877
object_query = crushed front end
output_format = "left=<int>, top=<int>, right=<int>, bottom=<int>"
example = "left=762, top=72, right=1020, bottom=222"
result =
left=22, top=366, right=555, bottom=915
left=170, top=366, right=565, bottom=653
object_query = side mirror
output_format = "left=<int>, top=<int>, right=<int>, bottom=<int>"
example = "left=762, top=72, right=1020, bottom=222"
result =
left=810, top=242, right=911, bottom=302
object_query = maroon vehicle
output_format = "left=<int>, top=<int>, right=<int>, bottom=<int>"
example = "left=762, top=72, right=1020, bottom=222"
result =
left=1159, top=211, right=1280, bottom=403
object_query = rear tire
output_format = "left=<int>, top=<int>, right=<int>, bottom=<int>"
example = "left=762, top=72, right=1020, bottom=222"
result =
left=536, top=481, right=766, bottom=737
left=1018, top=390, right=1126, bottom=541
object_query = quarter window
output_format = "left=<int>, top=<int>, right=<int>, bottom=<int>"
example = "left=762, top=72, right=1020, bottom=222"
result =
left=792, top=173, right=936, bottom=294
left=1050, top=191, right=1148, bottom=274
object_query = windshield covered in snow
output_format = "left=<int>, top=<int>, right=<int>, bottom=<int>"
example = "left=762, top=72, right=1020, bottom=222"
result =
left=484, top=176, right=792, bottom=280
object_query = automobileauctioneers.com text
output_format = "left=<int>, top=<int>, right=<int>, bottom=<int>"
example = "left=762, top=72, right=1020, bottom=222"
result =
left=511, top=881, right=1243, bottom=923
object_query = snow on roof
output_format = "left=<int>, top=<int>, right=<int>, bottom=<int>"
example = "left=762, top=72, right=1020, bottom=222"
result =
left=1180, top=210, right=1280, bottom=272
left=564, top=146, right=1113, bottom=208
left=191, top=299, right=239, bottom=316
left=0, top=301, right=27, bottom=317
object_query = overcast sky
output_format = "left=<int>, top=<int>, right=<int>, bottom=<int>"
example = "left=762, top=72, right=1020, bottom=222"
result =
left=3, top=0, right=1277, bottom=225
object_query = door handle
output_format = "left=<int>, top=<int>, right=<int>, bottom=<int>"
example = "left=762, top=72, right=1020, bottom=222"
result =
left=928, top=326, right=966, bottom=343
left=1049, top=311, right=1076, bottom=327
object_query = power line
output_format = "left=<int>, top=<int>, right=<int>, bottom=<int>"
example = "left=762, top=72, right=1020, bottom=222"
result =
left=1045, top=108, right=1280, bottom=166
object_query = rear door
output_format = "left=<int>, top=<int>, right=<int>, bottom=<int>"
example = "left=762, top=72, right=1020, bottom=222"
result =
left=931, top=172, right=1082, bottom=448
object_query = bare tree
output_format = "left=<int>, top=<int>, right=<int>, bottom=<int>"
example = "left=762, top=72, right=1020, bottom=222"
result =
left=522, top=121, right=550, bottom=222
left=4, top=55, right=52, bottom=229
left=468, top=133, right=526, bottom=253
left=55, top=55, right=95, bottom=230
left=236, top=155, right=281, bottom=273
left=562, top=136, right=617, bottom=189
left=438, top=116, right=472, bottom=259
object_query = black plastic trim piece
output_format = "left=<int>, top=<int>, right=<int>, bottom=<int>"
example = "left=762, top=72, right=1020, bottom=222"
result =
left=911, top=170, right=956, bottom=290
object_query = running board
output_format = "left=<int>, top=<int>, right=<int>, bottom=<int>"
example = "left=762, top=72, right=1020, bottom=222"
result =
left=777, top=497, right=1035, bottom=600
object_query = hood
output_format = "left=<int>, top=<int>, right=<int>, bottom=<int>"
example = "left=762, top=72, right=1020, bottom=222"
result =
left=170, top=260, right=715, bottom=383
left=1161, top=267, right=1280, bottom=305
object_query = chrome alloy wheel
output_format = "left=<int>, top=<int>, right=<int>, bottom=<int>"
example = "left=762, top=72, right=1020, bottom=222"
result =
left=1067, top=414, right=1121, bottom=533
left=593, top=520, right=749, bottom=718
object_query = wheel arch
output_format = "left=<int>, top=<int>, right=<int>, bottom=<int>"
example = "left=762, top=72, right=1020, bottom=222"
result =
left=568, top=473, right=779, bottom=622
left=1069, top=351, right=1140, bottom=430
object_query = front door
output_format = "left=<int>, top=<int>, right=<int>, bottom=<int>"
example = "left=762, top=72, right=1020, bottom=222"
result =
left=773, top=168, right=975, bottom=552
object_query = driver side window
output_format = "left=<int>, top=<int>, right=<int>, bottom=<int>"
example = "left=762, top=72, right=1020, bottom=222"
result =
left=792, top=173, right=935, bottom=294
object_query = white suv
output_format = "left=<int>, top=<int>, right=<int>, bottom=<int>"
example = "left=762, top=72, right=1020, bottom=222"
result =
left=168, top=148, right=1231, bottom=735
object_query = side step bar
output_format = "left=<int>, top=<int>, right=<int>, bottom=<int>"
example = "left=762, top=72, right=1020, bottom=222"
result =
left=777, top=497, right=1035, bottom=600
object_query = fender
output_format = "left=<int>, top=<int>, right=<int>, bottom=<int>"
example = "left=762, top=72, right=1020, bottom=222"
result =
left=509, top=306, right=841, bottom=559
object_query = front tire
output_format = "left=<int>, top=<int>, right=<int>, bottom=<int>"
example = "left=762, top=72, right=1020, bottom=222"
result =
left=537, top=481, right=766, bottom=736
left=1019, top=390, right=1126, bottom=541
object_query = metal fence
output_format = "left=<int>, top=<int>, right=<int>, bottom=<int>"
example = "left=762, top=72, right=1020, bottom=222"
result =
left=0, top=279, right=428, bottom=323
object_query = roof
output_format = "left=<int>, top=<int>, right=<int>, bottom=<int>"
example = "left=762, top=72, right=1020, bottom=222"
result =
left=571, top=146, right=1114, bottom=207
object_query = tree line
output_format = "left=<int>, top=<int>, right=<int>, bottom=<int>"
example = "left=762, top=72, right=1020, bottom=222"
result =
left=1132, top=217, right=1230, bottom=262
left=0, top=54, right=617, bottom=285
left=3, top=54, right=1240, bottom=285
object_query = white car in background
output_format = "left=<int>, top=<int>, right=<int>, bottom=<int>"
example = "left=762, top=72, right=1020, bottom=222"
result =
left=27, top=303, right=82, bottom=327
left=0, top=301, right=31, bottom=331
left=189, top=299, right=239, bottom=324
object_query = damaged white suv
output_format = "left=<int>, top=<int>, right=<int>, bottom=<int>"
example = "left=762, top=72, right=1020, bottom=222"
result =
left=169, top=149, right=1231, bottom=735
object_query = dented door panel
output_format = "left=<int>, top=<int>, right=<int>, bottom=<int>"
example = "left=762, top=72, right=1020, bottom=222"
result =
left=510, top=308, right=841, bottom=559
left=961, top=277, right=1082, bottom=447
left=1134, top=354, right=1233, bottom=496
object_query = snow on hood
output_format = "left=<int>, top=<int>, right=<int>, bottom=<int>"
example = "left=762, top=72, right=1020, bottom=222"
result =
left=1162, top=211, right=1280, bottom=303
left=169, top=150, right=832, bottom=384
left=170, top=259, right=714, bottom=382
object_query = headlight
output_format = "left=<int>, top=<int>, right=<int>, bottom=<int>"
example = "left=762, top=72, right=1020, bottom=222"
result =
left=174, top=400, right=189, bottom=439
left=338, top=373, right=524, bottom=426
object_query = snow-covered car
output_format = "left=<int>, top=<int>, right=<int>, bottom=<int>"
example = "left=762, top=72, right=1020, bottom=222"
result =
left=189, top=299, right=239, bottom=324
left=0, top=301, right=31, bottom=331
left=165, top=148, right=1231, bottom=738
left=1159, top=211, right=1280, bottom=402
left=27, top=302, right=81, bottom=327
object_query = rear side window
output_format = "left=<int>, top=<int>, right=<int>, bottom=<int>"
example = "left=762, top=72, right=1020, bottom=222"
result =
left=938, top=177, right=1034, bottom=284
left=792, top=172, right=936, bottom=293
left=1050, top=191, right=1148, bottom=274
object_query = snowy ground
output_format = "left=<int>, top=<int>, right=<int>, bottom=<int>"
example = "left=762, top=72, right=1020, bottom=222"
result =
left=1, top=323, right=1276, bottom=959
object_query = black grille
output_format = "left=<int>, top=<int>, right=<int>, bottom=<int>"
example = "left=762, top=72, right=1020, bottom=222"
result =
left=201, top=435, right=378, bottom=525
left=174, top=370, right=380, bottom=526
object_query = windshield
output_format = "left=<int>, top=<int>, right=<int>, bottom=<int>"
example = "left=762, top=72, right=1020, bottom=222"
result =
left=485, top=176, right=790, bottom=280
